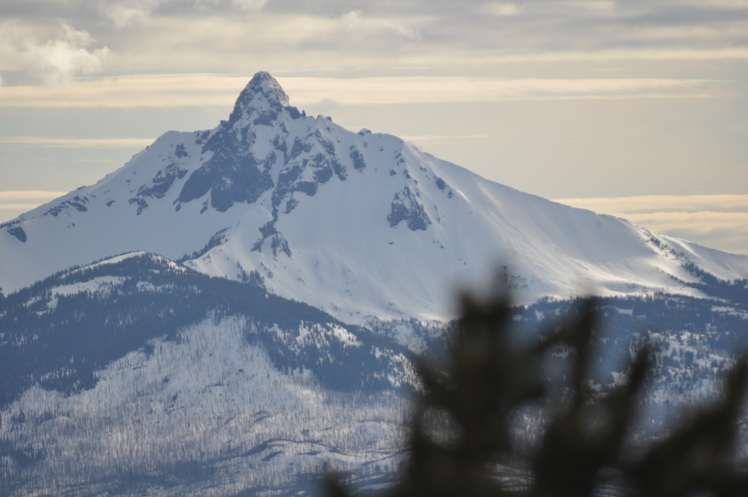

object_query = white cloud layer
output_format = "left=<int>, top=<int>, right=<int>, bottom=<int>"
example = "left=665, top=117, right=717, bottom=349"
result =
left=0, top=191, right=67, bottom=221
left=0, top=190, right=67, bottom=202
left=22, top=24, right=108, bottom=86
left=554, top=195, right=748, bottom=213
left=281, top=76, right=724, bottom=105
left=0, top=136, right=154, bottom=148
left=0, top=74, right=726, bottom=108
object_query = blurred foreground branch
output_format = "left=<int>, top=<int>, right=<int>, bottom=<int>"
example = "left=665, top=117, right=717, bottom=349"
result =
left=326, top=291, right=748, bottom=497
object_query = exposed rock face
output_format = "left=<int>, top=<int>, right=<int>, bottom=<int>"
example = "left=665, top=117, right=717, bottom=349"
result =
left=387, top=186, right=431, bottom=231
left=177, top=72, right=286, bottom=212
left=175, top=72, right=352, bottom=222
left=7, top=226, right=26, bottom=243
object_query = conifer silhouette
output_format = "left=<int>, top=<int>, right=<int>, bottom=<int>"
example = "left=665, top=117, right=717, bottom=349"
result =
left=326, top=290, right=748, bottom=497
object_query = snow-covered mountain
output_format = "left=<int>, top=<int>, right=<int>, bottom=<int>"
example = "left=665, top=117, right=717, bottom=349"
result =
left=2, top=74, right=748, bottom=496
left=2, top=71, right=747, bottom=323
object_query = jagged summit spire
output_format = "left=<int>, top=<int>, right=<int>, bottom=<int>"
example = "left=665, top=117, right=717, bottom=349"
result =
left=245, top=71, right=289, bottom=106
left=228, top=72, right=290, bottom=124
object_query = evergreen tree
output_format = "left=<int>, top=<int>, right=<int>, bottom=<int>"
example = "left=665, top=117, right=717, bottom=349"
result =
left=326, top=291, right=748, bottom=497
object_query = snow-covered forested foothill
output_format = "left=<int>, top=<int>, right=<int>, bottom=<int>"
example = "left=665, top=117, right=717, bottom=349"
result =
left=1, top=252, right=747, bottom=496
left=0, top=254, right=412, bottom=495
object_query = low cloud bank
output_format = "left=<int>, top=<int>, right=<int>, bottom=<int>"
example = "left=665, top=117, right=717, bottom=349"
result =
left=0, top=191, right=67, bottom=223
left=555, top=195, right=748, bottom=256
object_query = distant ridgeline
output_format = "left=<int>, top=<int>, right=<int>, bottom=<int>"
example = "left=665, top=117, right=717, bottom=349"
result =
left=0, top=253, right=414, bottom=407
left=1, top=253, right=745, bottom=408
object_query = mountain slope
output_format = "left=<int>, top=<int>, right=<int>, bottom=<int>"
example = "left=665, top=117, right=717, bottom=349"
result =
left=1, top=72, right=747, bottom=323
left=0, top=253, right=412, bottom=496
left=1, top=251, right=747, bottom=497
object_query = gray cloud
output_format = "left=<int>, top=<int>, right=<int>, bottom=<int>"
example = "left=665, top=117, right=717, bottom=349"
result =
left=0, top=74, right=726, bottom=108
left=22, top=24, right=108, bottom=85
left=0, top=136, right=154, bottom=147
left=341, top=10, right=422, bottom=40
left=99, top=0, right=269, bottom=27
left=0, top=21, right=108, bottom=86
left=1, top=0, right=747, bottom=75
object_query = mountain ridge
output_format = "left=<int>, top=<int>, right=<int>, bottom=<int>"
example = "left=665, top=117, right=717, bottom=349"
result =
left=1, top=72, right=747, bottom=323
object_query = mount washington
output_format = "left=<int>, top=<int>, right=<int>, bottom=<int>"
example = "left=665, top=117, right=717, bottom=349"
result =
left=2, top=72, right=747, bottom=323
left=1, top=72, right=748, bottom=497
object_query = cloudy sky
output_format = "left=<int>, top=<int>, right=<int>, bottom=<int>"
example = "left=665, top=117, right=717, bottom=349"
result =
left=1, top=0, right=747, bottom=254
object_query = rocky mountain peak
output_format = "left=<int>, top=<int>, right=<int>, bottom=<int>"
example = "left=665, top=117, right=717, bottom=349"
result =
left=227, top=71, right=291, bottom=126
